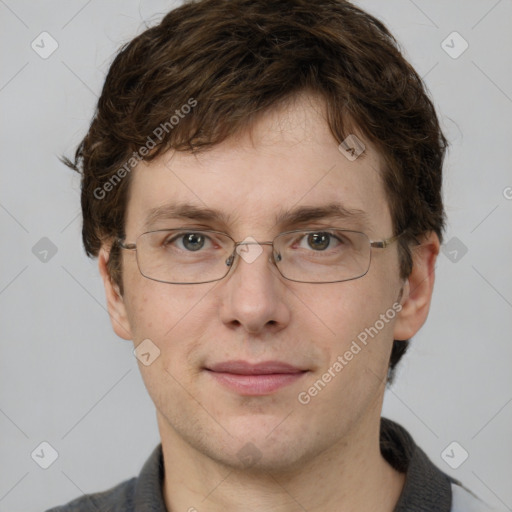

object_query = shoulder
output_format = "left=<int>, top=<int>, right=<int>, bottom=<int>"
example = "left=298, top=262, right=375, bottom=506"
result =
left=451, top=483, right=502, bottom=512
left=44, top=476, right=136, bottom=512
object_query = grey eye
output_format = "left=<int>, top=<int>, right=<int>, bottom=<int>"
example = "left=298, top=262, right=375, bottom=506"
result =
left=181, top=233, right=206, bottom=251
left=164, top=232, right=209, bottom=251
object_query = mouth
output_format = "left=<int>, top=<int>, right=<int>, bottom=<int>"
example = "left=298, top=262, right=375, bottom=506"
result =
left=204, top=360, right=309, bottom=395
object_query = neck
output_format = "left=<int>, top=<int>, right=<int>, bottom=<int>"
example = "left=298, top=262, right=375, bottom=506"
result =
left=158, top=410, right=405, bottom=512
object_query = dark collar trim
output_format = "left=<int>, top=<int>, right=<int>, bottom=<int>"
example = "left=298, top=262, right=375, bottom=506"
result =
left=381, top=417, right=453, bottom=512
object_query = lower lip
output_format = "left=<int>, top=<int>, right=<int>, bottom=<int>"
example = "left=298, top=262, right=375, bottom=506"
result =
left=206, top=370, right=307, bottom=395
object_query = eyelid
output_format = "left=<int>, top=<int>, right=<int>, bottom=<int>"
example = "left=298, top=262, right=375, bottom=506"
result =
left=287, top=222, right=364, bottom=233
left=162, top=230, right=227, bottom=250
left=294, top=230, right=343, bottom=246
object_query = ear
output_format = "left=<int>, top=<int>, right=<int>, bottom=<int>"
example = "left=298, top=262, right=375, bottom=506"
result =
left=393, top=232, right=440, bottom=341
left=98, top=246, right=132, bottom=340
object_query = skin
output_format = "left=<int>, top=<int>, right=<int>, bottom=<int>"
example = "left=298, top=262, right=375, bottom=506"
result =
left=99, top=92, right=439, bottom=512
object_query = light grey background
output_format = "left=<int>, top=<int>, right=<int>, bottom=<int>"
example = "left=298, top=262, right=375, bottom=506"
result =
left=1, top=1, right=511, bottom=510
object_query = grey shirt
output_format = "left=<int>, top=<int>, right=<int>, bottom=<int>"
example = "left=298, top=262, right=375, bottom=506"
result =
left=46, top=417, right=493, bottom=511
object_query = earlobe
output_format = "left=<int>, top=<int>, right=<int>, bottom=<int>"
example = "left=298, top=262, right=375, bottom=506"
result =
left=98, top=247, right=132, bottom=340
left=393, top=232, right=440, bottom=341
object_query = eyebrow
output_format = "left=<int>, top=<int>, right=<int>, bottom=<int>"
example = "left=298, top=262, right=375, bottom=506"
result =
left=143, top=201, right=370, bottom=231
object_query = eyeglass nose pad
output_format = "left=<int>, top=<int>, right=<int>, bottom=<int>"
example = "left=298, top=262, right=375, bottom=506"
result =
left=225, top=248, right=280, bottom=267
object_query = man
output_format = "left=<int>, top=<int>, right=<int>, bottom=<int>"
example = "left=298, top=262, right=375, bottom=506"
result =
left=48, top=0, right=496, bottom=510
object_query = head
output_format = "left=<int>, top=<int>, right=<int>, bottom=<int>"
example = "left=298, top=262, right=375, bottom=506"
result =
left=64, top=0, right=447, bottom=471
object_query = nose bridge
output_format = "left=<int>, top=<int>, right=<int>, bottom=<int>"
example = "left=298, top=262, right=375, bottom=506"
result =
left=230, top=239, right=278, bottom=272
left=220, top=238, right=289, bottom=333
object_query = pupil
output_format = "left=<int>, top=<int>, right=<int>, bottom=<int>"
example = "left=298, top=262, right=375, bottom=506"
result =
left=183, top=233, right=204, bottom=251
left=308, top=233, right=329, bottom=251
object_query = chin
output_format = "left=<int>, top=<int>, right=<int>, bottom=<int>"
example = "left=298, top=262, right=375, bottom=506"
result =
left=207, top=421, right=314, bottom=473
left=217, top=440, right=311, bottom=474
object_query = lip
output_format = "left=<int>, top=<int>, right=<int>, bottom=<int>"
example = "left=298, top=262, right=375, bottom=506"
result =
left=206, top=360, right=306, bottom=374
left=204, top=360, right=308, bottom=395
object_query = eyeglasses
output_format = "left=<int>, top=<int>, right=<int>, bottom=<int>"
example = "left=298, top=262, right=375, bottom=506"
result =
left=118, top=228, right=404, bottom=284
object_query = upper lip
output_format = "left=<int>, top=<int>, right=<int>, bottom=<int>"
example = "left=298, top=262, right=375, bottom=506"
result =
left=206, top=360, right=307, bottom=375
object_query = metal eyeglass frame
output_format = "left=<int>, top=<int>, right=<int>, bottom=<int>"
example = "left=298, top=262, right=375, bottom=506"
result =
left=117, top=228, right=406, bottom=285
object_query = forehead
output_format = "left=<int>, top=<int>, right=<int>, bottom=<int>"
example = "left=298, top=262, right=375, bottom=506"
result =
left=126, top=94, right=392, bottom=237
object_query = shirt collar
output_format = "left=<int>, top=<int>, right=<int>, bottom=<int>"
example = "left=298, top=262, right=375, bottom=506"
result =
left=381, top=417, right=453, bottom=511
left=133, top=442, right=167, bottom=510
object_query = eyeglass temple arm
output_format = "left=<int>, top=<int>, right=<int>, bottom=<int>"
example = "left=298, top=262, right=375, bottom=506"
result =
left=117, top=239, right=136, bottom=250
left=370, top=232, right=406, bottom=249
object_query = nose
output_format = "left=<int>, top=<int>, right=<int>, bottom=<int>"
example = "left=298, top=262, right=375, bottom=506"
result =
left=219, top=242, right=291, bottom=334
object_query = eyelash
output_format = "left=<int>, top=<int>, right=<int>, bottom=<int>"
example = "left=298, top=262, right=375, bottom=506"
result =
left=162, top=230, right=347, bottom=251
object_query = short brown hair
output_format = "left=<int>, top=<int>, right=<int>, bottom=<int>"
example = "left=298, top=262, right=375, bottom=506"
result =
left=63, top=0, right=448, bottom=379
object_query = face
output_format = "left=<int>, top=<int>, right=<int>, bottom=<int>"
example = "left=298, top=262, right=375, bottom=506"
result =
left=101, top=93, right=427, bottom=472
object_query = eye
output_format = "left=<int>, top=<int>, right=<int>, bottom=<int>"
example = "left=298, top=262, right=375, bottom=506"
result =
left=164, top=232, right=210, bottom=252
left=298, top=232, right=343, bottom=251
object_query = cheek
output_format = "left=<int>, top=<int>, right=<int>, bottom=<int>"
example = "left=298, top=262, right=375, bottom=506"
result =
left=123, top=268, right=218, bottom=373
left=313, top=277, right=397, bottom=337
left=295, top=281, right=399, bottom=419
left=122, top=249, right=202, bottom=335
left=302, top=272, right=401, bottom=380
